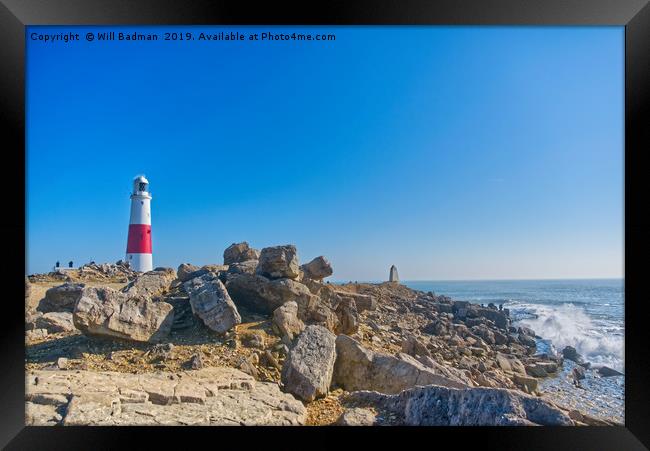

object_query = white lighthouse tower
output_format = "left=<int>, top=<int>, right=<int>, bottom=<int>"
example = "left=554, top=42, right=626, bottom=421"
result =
left=126, top=175, right=153, bottom=272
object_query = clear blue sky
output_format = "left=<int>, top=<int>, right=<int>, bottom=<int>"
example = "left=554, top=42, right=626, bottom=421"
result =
left=26, top=26, right=624, bottom=280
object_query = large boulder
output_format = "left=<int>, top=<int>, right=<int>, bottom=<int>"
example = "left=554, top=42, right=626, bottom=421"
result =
left=272, top=301, right=305, bottom=340
left=73, top=287, right=174, bottom=342
left=562, top=346, right=584, bottom=364
left=333, top=335, right=467, bottom=394
left=225, top=260, right=258, bottom=276
left=281, top=325, right=337, bottom=402
left=300, top=256, right=333, bottom=281
left=37, top=283, right=85, bottom=313
left=183, top=273, right=241, bottom=334
left=30, top=312, right=76, bottom=333
left=122, top=268, right=177, bottom=299
left=256, top=245, right=300, bottom=280
left=223, top=242, right=260, bottom=265
left=177, top=263, right=200, bottom=282
left=226, top=273, right=317, bottom=316
left=345, top=384, right=573, bottom=426
left=597, top=366, right=623, bottom=377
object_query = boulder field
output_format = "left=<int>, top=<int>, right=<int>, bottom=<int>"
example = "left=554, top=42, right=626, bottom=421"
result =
left=24, top=242, right=616, bottom=426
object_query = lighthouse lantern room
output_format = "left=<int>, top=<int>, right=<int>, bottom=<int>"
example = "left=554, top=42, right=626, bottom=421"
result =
left=126, top=175, right=153, bottom=272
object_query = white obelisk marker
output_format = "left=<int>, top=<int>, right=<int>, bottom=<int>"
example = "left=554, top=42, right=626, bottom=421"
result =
left=126, top=175, right=153, bottom=272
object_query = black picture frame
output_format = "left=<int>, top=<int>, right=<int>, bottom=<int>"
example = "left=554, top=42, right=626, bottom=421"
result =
left=2, top=0, right=648, bottom=449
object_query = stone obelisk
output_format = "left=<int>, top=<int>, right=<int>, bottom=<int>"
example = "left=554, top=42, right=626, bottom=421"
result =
left=389, top=265, right=399, bottom=283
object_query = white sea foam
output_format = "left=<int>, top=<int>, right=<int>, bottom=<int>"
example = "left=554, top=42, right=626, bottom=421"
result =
left=510, top=302, right=624, bottom=372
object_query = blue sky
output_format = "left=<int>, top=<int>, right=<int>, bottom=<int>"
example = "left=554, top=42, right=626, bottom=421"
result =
left=26, top=26, right=624, bottom=280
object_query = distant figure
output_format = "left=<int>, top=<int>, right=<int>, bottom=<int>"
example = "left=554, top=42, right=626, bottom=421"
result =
left=389, top=265, right=399, bottom=283
left=68, top=261, right=73, bottom=268
left=499, top=304, right=503, bottom=311
left=55, top=261, right=60, bottom=268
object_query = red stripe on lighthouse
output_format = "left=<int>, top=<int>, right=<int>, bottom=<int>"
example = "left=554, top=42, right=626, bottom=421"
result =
left=126, top=224, right=152, bottom=253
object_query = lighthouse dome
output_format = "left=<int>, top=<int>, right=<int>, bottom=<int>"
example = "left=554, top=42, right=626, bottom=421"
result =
left=133, top=175, right=150, bottom=194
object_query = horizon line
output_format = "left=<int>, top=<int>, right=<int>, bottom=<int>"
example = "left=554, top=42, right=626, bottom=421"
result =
left=330, top=276, right=624, bottom=283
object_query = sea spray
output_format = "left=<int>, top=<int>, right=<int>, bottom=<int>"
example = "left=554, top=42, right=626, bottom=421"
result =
left=510, top=302, right=624, bottom=371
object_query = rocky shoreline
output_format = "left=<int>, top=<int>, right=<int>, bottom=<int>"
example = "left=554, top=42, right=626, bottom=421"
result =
left=25, top=243, right=622, bottom=426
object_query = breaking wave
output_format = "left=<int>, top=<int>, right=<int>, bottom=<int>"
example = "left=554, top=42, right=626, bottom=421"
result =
left=509, top=302, right=624, bottom=372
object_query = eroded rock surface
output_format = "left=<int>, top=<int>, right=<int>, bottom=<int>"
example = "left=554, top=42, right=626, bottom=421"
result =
left=272, top=301, right=305, bottom=341
left=256, top=245, right=300, bottom=280
left=281, top=325, right=337, bottom=402
left=183, top=273, right=241, bottom=333
left=26, top=367, right=306, bottom=426
left=333, top=335, right=467, bottom=394
left=300, top=256, right=333, bottom=281
left=73, top=287, right=174, bottom=343
left=122, top=268, right=177, bottom=299
left=37, top=283, right=85, bottom=313
left=345, top=384, right=573, bottom=426
left=223, top=242, right=260, bottom=265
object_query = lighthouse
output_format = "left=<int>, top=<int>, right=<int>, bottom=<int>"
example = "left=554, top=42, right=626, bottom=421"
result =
left=126, top=175, right=153, bottom=272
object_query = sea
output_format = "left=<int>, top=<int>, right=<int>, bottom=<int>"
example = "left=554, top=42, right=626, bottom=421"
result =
left=403, top=278, right=625, bottom=421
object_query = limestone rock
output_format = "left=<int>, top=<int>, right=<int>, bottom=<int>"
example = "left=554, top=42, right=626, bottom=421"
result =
left=272, top=301, right=305, bottom=340
left=73, top=286, right=174, bottom=343
left=518, top=333, right=537, bottom=349
left=201, top=264, right=229, bottom=274
left=345, top=384, right=573, bottom=426
left=187, top=353, right=204, bottom=370
left=26, top=402, right=62, bottom=426
left=176, top=263, right=200, bottom=282
left=224, top=260, right=258, bottom=277
left=26, top=328, right=49, bottom=341
left=183, top=273, right=241, bottom=334
left=26, top=367, right=306, bottom=426
left=562, top=346, right=584, bottom=364
left=333, top=335, right=467, bottom=394
left=257, top=245, right=300, bottom=280
left=336, top=407, right=376, bottom=426
left=597, top=366, right=623, bottom=377
left=525, top=364, right=549, bottom=378
left=300, top=256, right=333, bottom=281
left=223, top=242, right=260, bottom=265
left=512, top=374, right=538, bottom=394
left=401, top=335, right=431, bottom=358
left=226, top=273, right=317, bottom=316
left=334, top=297, right=359, bottom=335
left=330, top=289, right=377, bottom=314
left=281, top=325, right=337, bottom=402
left=122, top=268, right=177, bottom=299
left=32, top=312, right=76, bottom=333
left=37, top=282, right=85, bottom=313
left=495, top=352, right=526, bottom=376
